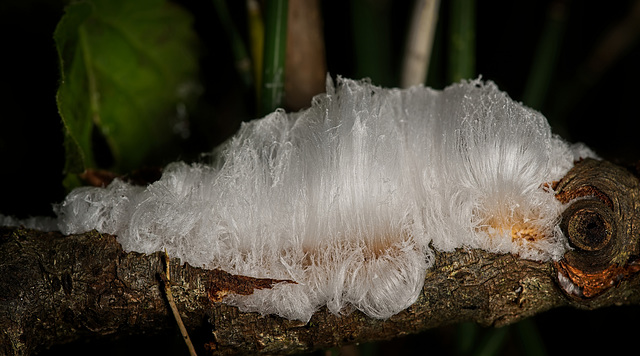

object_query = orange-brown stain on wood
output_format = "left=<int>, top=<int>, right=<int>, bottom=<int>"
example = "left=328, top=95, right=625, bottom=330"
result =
left=206, top=269, right=295, bottom=302
left=555, top=259, right=640, bottom=298
left=480, top=214, right=547, bottom=244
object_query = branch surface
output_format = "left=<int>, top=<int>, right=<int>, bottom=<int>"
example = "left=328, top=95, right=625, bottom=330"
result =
left=2, top=158, right=640, bottom=355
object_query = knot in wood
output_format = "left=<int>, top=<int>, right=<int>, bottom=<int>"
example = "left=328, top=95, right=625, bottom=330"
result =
left=554, top=158, right=640, bottom=299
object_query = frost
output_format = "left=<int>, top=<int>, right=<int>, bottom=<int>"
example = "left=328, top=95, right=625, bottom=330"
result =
left=0, top=214, right=58, bottom=231
left=51, top=77, right=595, bottom=322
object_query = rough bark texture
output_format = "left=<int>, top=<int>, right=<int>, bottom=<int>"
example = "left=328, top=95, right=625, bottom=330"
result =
left=2, top=158, right=640, bottom=355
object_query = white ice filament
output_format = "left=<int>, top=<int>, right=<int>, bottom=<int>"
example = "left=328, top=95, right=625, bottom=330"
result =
left=55, top=77, right=594, bottom=322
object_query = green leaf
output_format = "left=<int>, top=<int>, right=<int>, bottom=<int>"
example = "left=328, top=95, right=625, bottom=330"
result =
left=448, top=0, right=476, bottom=83
left=55, top=0, right=199, bottom=185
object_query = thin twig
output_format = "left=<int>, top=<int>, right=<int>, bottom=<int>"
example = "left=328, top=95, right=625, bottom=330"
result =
left=401, top=0, right=440, bottom=87
left=161, top=250, right=198, bottom=356
left=284, top=0, right=326, bottom=110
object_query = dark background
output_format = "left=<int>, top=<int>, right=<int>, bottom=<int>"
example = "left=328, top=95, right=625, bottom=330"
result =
left=1, top=0, right=639, bottom=355
left=2, top=0, right=639, bottom=218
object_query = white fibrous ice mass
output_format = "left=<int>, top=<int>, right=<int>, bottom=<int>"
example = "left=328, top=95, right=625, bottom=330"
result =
left=55, top=77, right=595, bottom=322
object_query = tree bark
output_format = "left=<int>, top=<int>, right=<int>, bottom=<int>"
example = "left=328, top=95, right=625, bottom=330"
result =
left=2, top=158, right=640, bottom=355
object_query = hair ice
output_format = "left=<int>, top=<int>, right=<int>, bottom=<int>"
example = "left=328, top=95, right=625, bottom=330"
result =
left=55, top=77, right=595, bottom=322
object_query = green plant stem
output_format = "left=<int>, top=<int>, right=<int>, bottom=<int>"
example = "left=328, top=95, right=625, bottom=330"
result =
left=259, top=0, right=288, bottom=116
left=448, top=0, right=475, bottom=83
left=247, top=0, right=264, bottom=99
left=522, top=1, right=567, bottom=111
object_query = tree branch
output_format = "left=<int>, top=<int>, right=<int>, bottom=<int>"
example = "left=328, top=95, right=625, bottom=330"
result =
left=2, top=158, right=640, bottom=355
